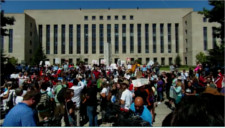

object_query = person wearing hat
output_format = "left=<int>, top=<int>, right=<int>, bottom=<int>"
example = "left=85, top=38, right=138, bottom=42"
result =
left=120, top=80, right=133, bottom=111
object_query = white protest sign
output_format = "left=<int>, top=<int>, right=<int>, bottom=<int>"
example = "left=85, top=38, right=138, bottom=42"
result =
left=147, top=60, right=154, bottom=66
left=92, top=60, right=98, bottom=65
left=132, top=78, right=149, bottom=87
left=55, top=58, right=60, bottom=64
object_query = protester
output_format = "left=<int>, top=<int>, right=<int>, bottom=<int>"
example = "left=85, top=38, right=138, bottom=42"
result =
left=3, top=91, right=40, bottom=126
left=130, top=96, right=152, bottom=126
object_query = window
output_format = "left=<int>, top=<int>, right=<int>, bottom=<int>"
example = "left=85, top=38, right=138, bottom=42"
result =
left=203, top=27, right=208, bottom=50
left=61, top=25, right=65, bottom=54
left=107, top=16, right=111, bottom=20
left=39, top=25, right=42, bottom=44
left=185, top=57, right=187, bottom=65
left=130, top=24, right=134, bottom=53
left=100, top=16, right=103, bottom=20
left=107, top=24, right=111, bottom=43
left=130, top=15, right=134, bottom=20
left=92, top=24, right=96, bottom=54
left=152, top=24, right=157, bottom=53
left=115, top=24, right=119, bottom=54
left=122, top=15, right=126, bottom=20
left=185, top=21, right=187, bottom=25
left=153, top=58, right=157, bottom=63
left=30, top=31, right=32, bottom=37
left=76, top=58, right=80, bottom=65
left=77, top=25, right=81, bottom=54
left=212, top=27, right=217, bottom=49
left=114, top=58, right=119, bottom=63
left=30, top=23, right=32, bottom=28
left=122, top=24, right=126, bottom=53
left=137, top=24, right=141, bottom=53
left=46, top=25, right=50, bottom=54
left=84, top=24, right=88, bottom=54
left=160, top=24, right=164, bottom=53
left=161, top=58, right=165, bottom=65
left=115, top=16, right=118, bottom=20
left=54, top=25, right=58, bottom=54
left=168, top=23, right=171, bottom=53
left=30, top=40, right=32, bottom=45
left=69, top=59, right=73, bottom=64
left=84, top=16, right=88, bottom=20
left=69, top=24, right=73, bottom=54
left=146, top=58, right=150, bottom=64
left=1, top=36, right=3, bottom=52
left=138, top=58, right=142, bottom=64
left=92, top=16, right=96, bottom=20
left=29, top=49, right=32, bottom=54
left=84, top=58, right=88, bottom=65
left=169, top=57, right=173, bottom=65
left=99, top=24, right=104, bottom=54
left=203, top=17, right=207, bottom=22
left=145, top=24, right=149, bottom=53
left=8, top=29, right=13, bottom=53
left=175, top=23, right=179, bottom=53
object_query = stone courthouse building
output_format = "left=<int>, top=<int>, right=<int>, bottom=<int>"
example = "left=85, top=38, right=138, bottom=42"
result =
left=2, top=8, right=220, bottom=66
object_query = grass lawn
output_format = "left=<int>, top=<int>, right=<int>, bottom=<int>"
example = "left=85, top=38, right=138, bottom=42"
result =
left=160, top=65, right=196, bottom=72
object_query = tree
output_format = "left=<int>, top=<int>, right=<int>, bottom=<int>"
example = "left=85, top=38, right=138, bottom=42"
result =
left=206, top=44, right=224, bottom=66
left=196, top=52, right=207, bottom=64
left=31, top=44, right=46, bottom=66
left=199, top=0, right=224, bottom=67
left=174, top=54, right=181, bottom=66
left=8, top=56, right=18, bottom=65
left=1, top=1, right=15, bottom=36
left=199, top=0, right=224, bottom=43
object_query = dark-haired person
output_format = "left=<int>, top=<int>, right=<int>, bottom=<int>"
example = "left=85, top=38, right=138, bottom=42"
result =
left=64, top=89, right=76, bottom=126
left=162, top=91, right=224, bottom=126
left=3, top=91, right=40, bottom=126
left=71, top=78, right=85, bottom=126
left=85, top=82, right=98, bottom=126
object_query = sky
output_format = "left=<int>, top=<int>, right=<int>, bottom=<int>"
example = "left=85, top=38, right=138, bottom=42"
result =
left=1, top=0, right=213, bottom=13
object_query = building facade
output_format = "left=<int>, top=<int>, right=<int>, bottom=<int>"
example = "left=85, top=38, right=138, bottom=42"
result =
left=2, top=8, right=220, bottom=66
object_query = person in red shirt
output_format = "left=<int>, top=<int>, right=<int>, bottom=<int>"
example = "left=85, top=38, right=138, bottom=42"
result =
left=93, top=68, right=100, bottom=80
left=215, top=70, right=223, bottom=92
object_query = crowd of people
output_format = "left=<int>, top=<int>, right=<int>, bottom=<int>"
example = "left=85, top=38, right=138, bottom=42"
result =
left=0, top=61, right=224, bottom=126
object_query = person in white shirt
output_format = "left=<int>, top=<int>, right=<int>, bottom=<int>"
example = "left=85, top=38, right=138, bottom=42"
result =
left=120, top=80, right=133, bottom=111
left=70, top=79, right=85, bottom=126
left=100, top=82, right=109, bottom=123
left=14, top=88, right=23, bottom=105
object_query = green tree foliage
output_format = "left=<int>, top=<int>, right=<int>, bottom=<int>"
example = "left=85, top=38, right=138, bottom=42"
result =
left=199, top=0, right=224, bottom=43
left=174, top=54, right=181, bottom=66
left=31, top=44, right=46, bottom=66
left=199, top=0, right=224, bottom=67
left=135, top=59, right=142, bottom=65
left=1, top=1, right=15, bottom=36
left=207, top=44, right=224, bottom=66
left=196, top=52, right=207, bottom=64
left=8, top=56, right=18, bottom=65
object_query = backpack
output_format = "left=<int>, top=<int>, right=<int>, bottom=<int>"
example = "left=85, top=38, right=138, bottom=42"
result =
left=56, top=85, right=67, bottom=103
left=6, top=91, right=16, bottom=111
left=37, top=91, right=50, bottom=111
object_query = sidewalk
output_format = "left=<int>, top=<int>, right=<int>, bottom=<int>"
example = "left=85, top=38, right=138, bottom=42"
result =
left=153, top=100, right=172, bottom=127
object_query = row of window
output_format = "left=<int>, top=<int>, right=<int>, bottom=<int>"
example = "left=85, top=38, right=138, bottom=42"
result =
left=84, top=15, right=134, bottom=21
left=52, top=57, right=175, bottom=66
left=39, top=23, right=180, bottom=55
